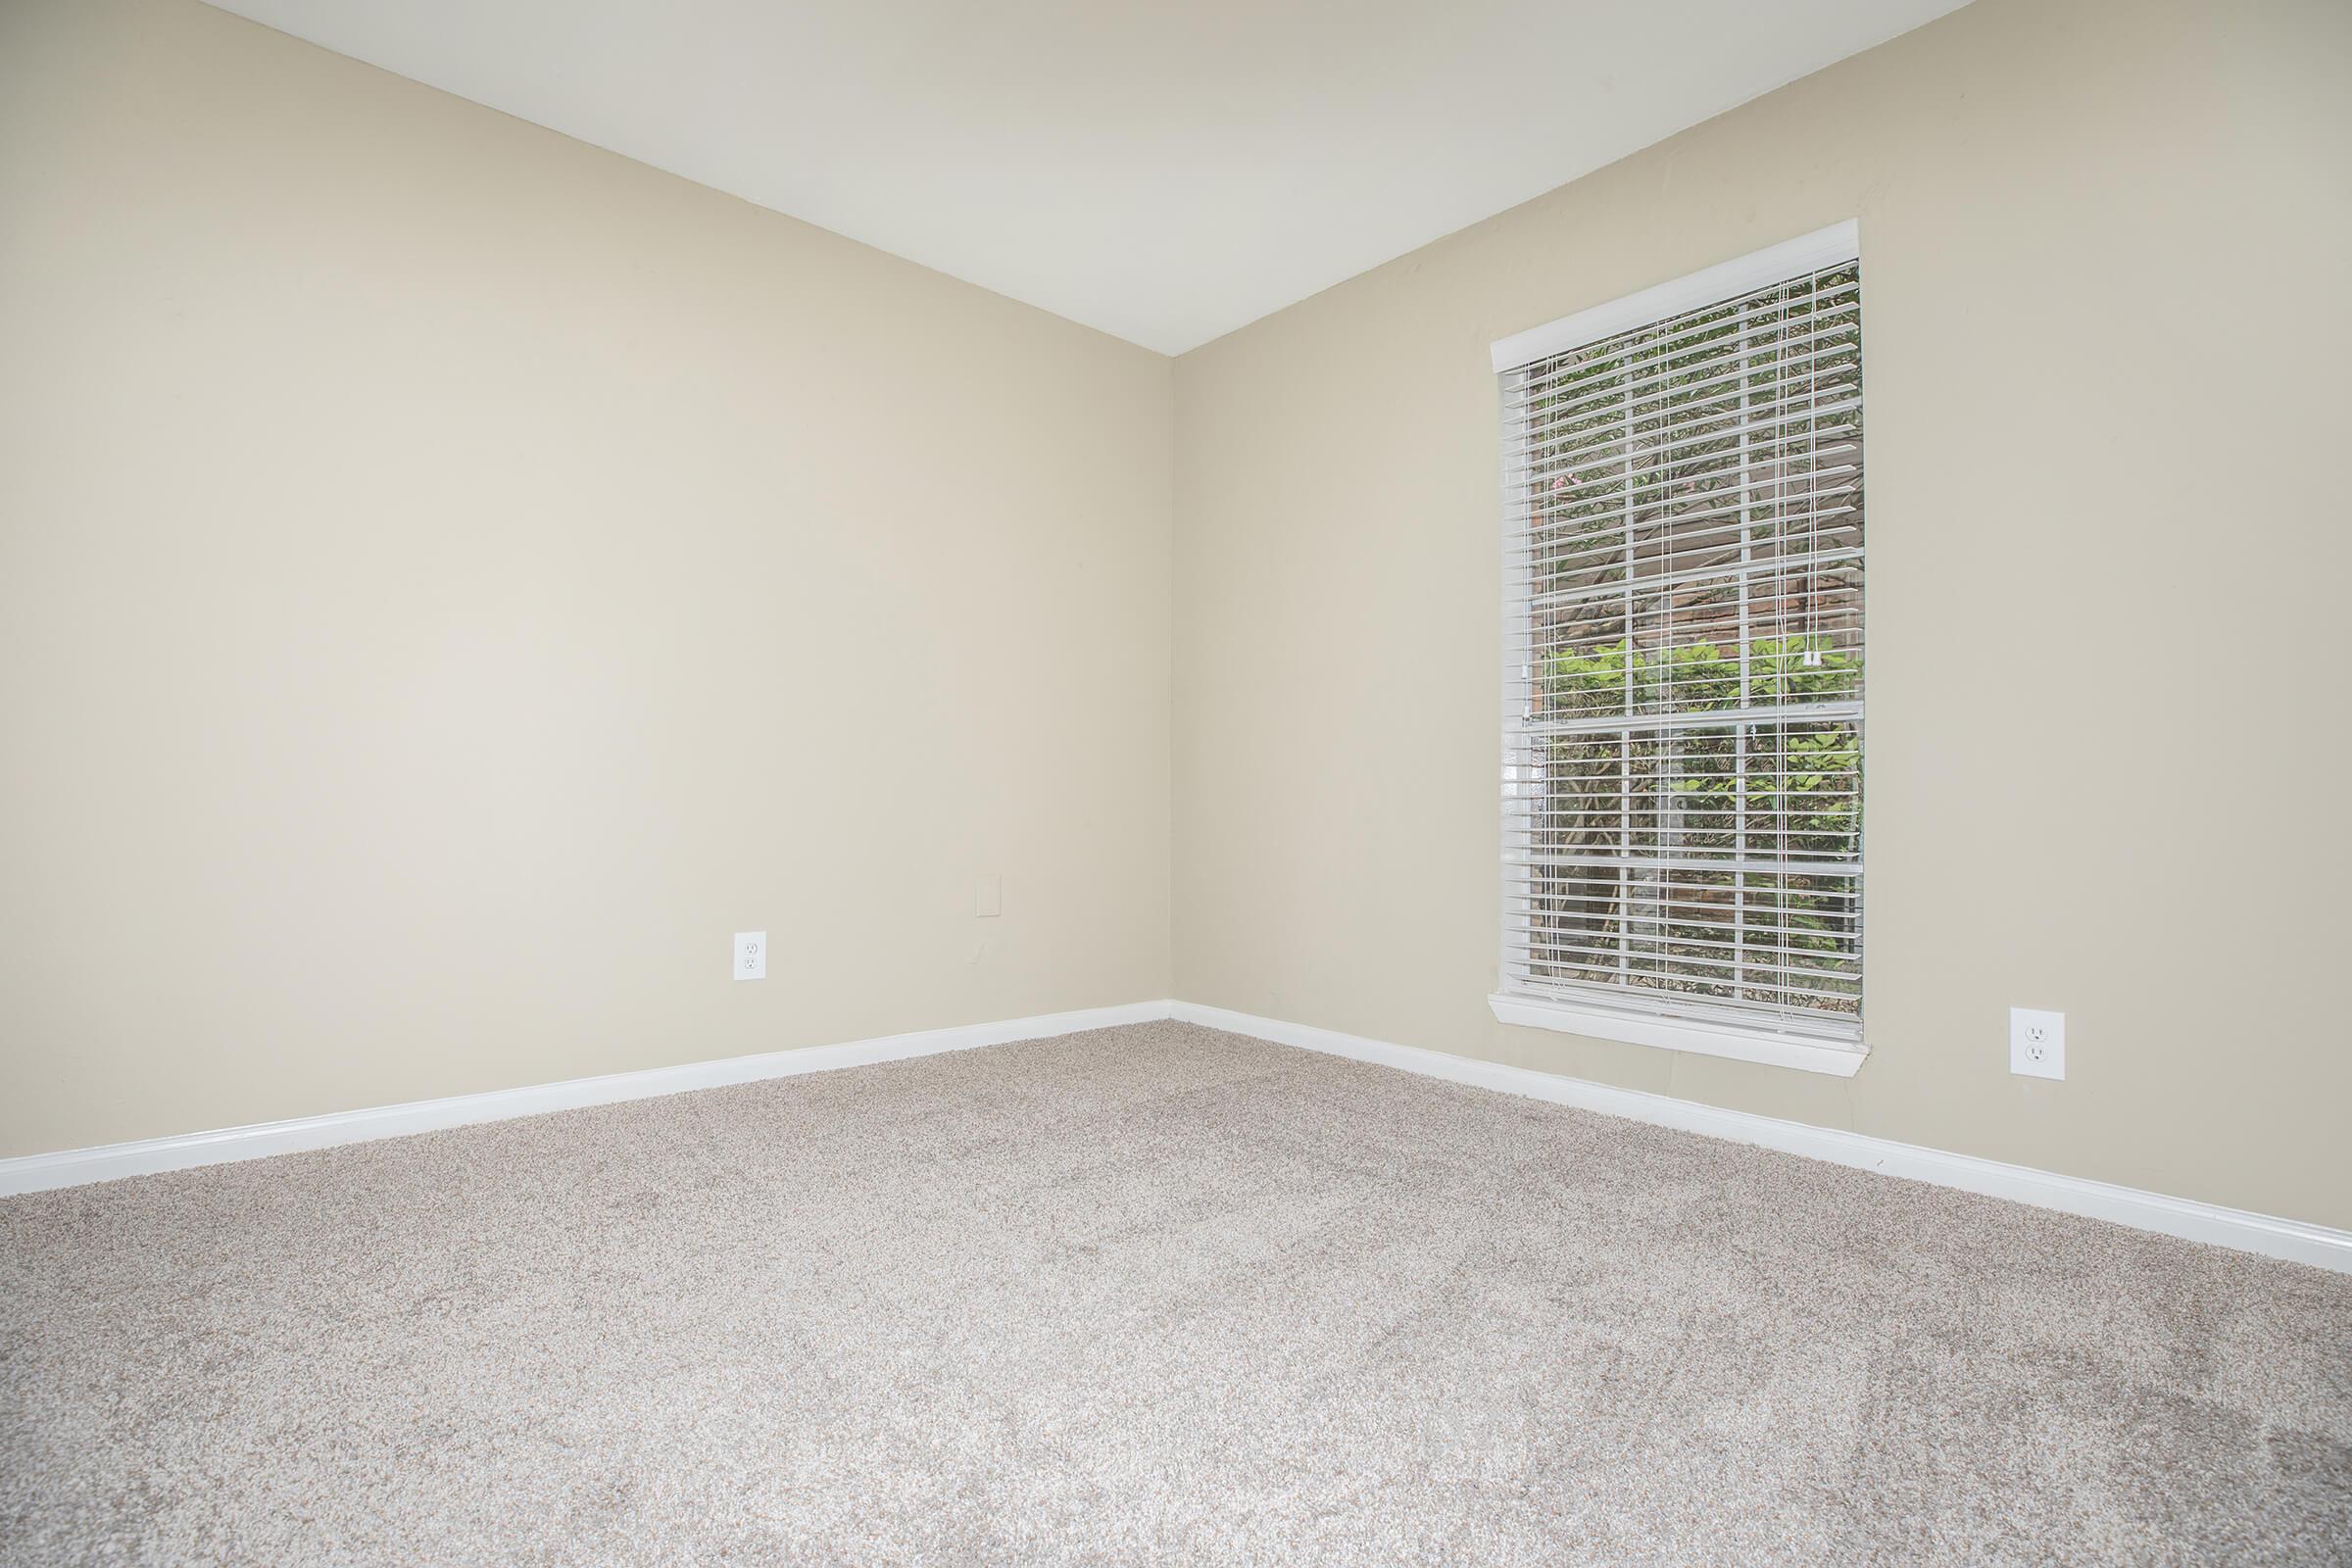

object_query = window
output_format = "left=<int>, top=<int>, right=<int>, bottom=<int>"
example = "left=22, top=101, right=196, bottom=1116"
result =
left=1490, top=223, right=1866, bottom=1075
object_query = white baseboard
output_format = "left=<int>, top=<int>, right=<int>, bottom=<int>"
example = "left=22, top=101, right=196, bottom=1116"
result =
left=0, top=1000, right=1176, bottom=1198
left=11, top=996, right=2344, bottom=1277
left=1172, top=1001, right=2352, bottom=1275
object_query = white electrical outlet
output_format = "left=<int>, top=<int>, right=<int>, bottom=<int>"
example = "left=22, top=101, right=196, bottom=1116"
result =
left=733, top=931, right=766, bottom=981
left=2010, top=1007, right=2064, bottom=1079
left=976, top=874, right=1002, bottom=919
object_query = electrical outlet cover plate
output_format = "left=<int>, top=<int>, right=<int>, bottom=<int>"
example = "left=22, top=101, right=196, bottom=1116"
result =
left=2010, top=1006, right=2064, bottom=1080
left=734, top=931, right=766, bottom=981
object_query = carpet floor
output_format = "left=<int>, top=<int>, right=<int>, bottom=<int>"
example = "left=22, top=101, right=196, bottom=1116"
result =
left=3, top=1021, right=2347, bottom=1566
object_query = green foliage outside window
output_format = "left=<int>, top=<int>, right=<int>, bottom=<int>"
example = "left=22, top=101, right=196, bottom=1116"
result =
left=1532, top=633, right=1861, bottom=995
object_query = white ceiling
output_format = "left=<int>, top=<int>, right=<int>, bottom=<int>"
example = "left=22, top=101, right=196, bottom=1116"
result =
left=205, top=0, right=1971, bottom=354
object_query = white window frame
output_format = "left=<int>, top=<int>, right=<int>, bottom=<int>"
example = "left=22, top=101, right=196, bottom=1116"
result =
left=1488, top=221, right=1868, bottom=1078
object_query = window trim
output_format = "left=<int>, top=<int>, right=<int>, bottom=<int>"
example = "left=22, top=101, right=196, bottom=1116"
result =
left=1487, top=992, right=1867, bottom=1077
left=1491, top=221, right=1870, bottom=1076
left=1490, top=220, right=1861, bottom=374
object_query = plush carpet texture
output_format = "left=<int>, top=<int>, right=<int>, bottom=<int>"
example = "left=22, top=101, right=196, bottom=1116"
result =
left=3, top=1022, right=2347, bottom=1565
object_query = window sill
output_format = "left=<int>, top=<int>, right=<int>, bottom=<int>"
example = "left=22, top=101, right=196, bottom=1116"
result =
left=1487, top=992, right=1869, bottom=1078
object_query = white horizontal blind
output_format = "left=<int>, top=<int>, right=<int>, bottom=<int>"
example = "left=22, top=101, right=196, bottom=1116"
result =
left=1497, top=236, right=1864, bottom=1046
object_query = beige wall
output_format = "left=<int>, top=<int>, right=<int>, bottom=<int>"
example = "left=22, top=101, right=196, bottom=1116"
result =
left=6, top=0, right=2345, bottom=1233
left=1172, top=0, right=2352, bottom=1230
left=0, top=0, right=1172, bottom=1156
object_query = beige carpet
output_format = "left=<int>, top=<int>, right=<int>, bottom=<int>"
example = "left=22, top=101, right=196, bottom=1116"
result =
left=3, top=1021, right=2347, bottom=1565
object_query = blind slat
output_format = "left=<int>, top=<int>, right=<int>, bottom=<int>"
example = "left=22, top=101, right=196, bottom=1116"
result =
left=1497, top=248, right=1865, bottom=1043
